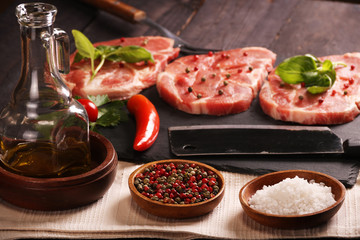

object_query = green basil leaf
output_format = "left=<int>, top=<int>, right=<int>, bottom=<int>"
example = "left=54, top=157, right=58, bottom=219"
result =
left=72, top=30, right=95, bottom=60
left=96, top=45, right=120, bottom=58
left=321, top=59, right=333, bottom=71
left=306, top=72, right=333, bottom=87
left=106, top=45, right=154, bottom=63
left=307, top=86, right=331, bottom=94
left=275, top=55, right=317, bottom=84
left=276, top=54, right=340, bottom=95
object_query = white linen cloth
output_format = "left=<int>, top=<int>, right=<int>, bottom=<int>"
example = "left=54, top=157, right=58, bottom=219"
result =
left=0, top=160, right=359, bottom=240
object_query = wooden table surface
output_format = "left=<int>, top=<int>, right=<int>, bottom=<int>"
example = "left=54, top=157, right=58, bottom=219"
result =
left=1, top=0, right=360, bottom=239
left=2, top=0, right=360, bottom=105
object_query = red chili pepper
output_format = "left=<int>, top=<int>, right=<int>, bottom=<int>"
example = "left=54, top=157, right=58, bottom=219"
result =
left=127, top=94, right=160, bottom=151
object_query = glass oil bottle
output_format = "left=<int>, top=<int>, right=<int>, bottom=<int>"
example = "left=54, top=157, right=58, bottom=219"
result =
left=0, top=3, right=92, bottom=178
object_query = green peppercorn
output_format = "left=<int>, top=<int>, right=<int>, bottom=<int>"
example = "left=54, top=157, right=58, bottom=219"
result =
left=137, top=185, right=143, bottom=192
left=224, top=80, right=229, bottom=86
left=134, top=179, right=140, bottom=185
left=185, top=67, right=190, bottom=73
left=197, top=93, right=202, bottom=99
left=218, top=89, right=224, bottom=95
left=201, top=77, right=206, bottom=82
left=188, top=86, right=193, bottom=93
left=225, top=74, right=231, bottom=79
left=298, top=95, right=304, bottom=100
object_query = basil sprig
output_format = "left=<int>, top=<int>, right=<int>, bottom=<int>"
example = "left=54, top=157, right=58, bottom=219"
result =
left=275, top=54, right=344, bottom=94
left=72, top=30, right=154, bottom=81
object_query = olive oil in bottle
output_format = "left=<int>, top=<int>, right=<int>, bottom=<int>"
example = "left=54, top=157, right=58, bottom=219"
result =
left=0, top=3, right=92, bottom=178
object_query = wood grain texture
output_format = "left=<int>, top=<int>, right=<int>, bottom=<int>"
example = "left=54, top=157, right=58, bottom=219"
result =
left=270, top=0, right=360, bottom=62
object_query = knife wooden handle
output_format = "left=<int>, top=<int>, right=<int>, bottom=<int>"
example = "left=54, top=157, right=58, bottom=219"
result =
left=80, top=0, right=146, bottom=23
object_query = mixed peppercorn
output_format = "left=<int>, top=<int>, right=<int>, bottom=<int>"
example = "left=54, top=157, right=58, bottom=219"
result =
left=134, top=162, right=221, bottom=204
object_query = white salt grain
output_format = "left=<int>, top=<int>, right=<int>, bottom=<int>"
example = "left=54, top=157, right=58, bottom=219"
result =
left=248, top=176, right=336, bottom=215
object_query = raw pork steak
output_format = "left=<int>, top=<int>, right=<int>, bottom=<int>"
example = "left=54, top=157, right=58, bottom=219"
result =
left=259, top=53, right=360, bottom=125
left=156, top=47, right=276, bottom=115
left=63, top=36, right=180, bottom=100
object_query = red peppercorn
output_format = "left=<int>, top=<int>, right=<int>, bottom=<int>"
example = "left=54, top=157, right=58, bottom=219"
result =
left=351, top=65, right=355, bottom=71
left=318, top=98, right=324, bottom=104
left=201, top=183, right=209, bottom=191
left=193, top=55, right=199, bottom=61
left=208, top=179, right=216, bottom=186
left=208, top=51, right=213, bottom=56
left=120, top=37, right=125, bottom=42
left=194, top=66, right=199, bottom=71
left=243, top=52, right=248, bottom=56
left=331, top=90, right=336, bottom=96
left=155, top=192, right=163, bottom=199
left=202, top=178, right=209, bottom=184
left=180, top=193, right=187, bottom=199
left=349, top=78, right=355, bottom=85
left=238, top=69, right=243, bottom=73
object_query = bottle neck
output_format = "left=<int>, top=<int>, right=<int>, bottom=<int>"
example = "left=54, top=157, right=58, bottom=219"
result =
left=13, top=24, right=71, bottom=104
left=20, top=24, right=52, bottom=76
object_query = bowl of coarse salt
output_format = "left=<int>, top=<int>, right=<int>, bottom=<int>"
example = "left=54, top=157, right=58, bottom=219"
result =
left=239, top=170, right=346, bottom=229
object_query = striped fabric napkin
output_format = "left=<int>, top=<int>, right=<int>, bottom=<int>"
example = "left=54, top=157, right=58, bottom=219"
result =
left=0, top=161, right=358, bottom=240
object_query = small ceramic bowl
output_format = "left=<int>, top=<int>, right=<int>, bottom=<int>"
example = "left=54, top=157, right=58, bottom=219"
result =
left=128, top=159, right=225, bottom=219
left=0, top=131, right=118, bottom=211
left=239, top=170, right=346, bottom=229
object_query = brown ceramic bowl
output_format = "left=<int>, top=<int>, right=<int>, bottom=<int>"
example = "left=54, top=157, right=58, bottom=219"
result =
left=239, top=170, right=346, bottom=229
left=0, top=131, right=117, bottom=211
left=128, top=159, right=225, bottom=219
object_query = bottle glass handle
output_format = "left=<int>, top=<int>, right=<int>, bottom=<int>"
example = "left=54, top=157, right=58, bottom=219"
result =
left=53, top=28, right=70, bottom=74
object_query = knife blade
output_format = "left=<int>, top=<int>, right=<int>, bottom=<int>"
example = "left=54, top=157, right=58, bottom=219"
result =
left=168, top=125, right=360, bottom=156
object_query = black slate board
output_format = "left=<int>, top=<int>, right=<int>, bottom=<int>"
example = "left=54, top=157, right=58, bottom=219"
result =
left=100, top=86, right=360, bottom=188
